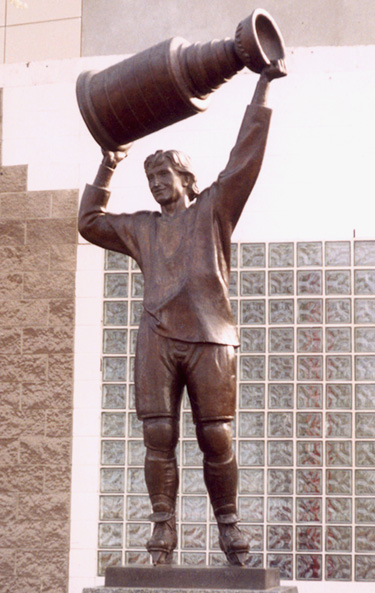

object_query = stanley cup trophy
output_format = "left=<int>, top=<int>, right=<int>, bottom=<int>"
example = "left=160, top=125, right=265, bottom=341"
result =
left=77, top=8, right=296, bottom=592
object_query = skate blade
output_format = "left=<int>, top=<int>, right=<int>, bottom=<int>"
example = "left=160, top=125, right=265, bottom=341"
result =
left=227, top=551, right=249, bottom=566
left=150, top=550, right=173, bottom=565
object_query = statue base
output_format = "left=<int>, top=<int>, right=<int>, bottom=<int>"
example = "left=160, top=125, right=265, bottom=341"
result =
left=83, top=565, right=298, bottom=593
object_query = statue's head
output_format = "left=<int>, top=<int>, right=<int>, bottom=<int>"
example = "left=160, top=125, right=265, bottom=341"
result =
left=144, top=150, right=199, bottom=202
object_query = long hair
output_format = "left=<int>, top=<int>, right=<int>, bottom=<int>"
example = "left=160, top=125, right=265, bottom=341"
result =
left=144, top=149, right=199, bottom=201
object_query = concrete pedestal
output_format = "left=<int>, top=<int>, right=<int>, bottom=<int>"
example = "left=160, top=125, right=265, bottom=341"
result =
left=83, top=565, right=298, bottom=593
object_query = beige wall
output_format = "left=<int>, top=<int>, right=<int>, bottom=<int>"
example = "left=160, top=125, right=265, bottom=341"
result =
left=1, top=0, right=375, bottom=64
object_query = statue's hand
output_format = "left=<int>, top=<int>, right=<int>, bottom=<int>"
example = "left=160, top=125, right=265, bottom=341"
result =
left=262, top=59, right=287, bottom=81
left=101, top=143, right=133, bottom=168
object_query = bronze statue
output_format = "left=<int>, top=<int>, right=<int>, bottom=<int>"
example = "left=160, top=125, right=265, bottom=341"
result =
left=78, top=57, right=286, bottom=566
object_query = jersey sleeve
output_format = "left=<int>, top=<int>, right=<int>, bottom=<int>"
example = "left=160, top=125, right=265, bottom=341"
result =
left=78, top=183, right=142, bottom=263
left=212, top=103, right=272, bottom=232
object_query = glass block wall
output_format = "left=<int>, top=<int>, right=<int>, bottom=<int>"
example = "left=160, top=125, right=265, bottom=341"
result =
left=98, top=240, right=375, bottom=583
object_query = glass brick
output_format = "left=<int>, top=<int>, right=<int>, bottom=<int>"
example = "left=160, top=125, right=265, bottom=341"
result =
left=296, top=526, right=321, bottom=551
left=269, top=328, right=294, bottom=352
left=326, top=327, right=351, bottom=352
left=326, top=384, right=352, bottom=409
left=103, top=301, right=128, bottom=326
left=296, top=469, right=322, bottom=494
left=297, top=442, right=322, bottom=466
left=325, top=241, right=350, bottom=266
left=296, top=413, right=322, bottom=438
left=240, top=328, right=265, bottom=352
left=103, top=329, right=128, bottom=354
left=240, top=356, right=265, bottom=380
left=126, top=495, right=151, bottom=521
left=101, top=413, right=126, bottom=437
left=297, top=356, right=323, bottom=381
left=131, top=258, right=140, bottom=270
left=356, top=355, right=375, bottom=380
left=297, top=242, right=322, bottom=266
left=268, top=384, right=293, bottom=409
left=356, top=527, right=375, bottom=552
left=105, top=251, right=129, bottom=270
left=102, top=384, right=126, bottom=409
left=102, top=357, right=127, bottom=382
left=326, top=441, right=352, bottom=466
left=230, top=299, right=238, bottom=323
left=354, top=241, right=375, bottom=265
left=181, top=496, right=207, bottom=522
left=325, top=270, right=351, bottom=295
left=128, top=413, right=143, bottom=438
left=238, top=497, right=264, bottom=522
left=267, top=554, right=293, bottom=580
left=182, top=469, right=205, bottom=494
left=267, top=525, right=293, bottom=551
left=130, top=301, right=143, bottom=325
left=355, top=270, right=375, bottom=294
left=131, top=273, right=144, bottom=298
left=182, top=441, right=202, bottom=466
left=356, top=441, right=375, bottom=466
left=296, top=498, right=322, bottom=522
left=239, top=384, right=265, bottom=409
left=229, top=271, right=238, bottom=296
left=269, top=243, right=294, bottom=267
left=239, top=469, right=264, bottom=494
left=100, top=496, right=124, bottom=521
left=356, top=414, right=375, bottom=438
left=104, top=273, right=128, bottom=298
left=269, top=356, right=294, bottom=380
left=124, top=551, right=151, bottom=565
left=297, top=384, right=323, bottom=409
left=326, top=299, right=351, bottom=324
left=244, top=525, right=264, bottom=551
left=268, top=469, right=293, bottom=494
left=269, top=271, right=294, bottom=296
left=209, top=552, right=228, bottom=566
left=182, top=412, right=195, bottom=437
left=241, top=243, right=265, bottom=267
left=127, top=441, right=145, bottom=466
left=231, top=243, right=238, bottom=268
left=296, top=554, right=322, bottom=580
left=326, top=469, right=352, bottom=494
left=356, top=555, right=375, bottom=581
left=326, top=412, right=352, bottom=438
left=101, top=468, right=125, bottom=493
left=326, top=356, right=352, bottom=381
left=128, top=385, right=136, bottom=409
left=268, top=440, right=293, bottom=466
left=268, top=412, right=293, bottom=437
left=326, top=526, right=352, bottom=552
left=356, top=498, right=375, bottom=523
left=98, top=551, right=122, bottom=577
left=101, top=440, right=125, bottom=465
left=356, top=470, right=375, bottom=494
left=297, top=299, right=323, bottom=323
left=240, top=271, right=265, bottom=296
left=181, top=552, right=207, bottom=566
left=356, top=384, right=375, bottom=409
left=297, top=271, right=322, bottom=295
left=240, top=300, right=265, bottom=324
left=98, top=523, right=123, bottom=548
left=267, top=497, right=293, bottom=522
left=297, top=328, right=322, bottom=353
left=269, top=299, right=294, bottom=324
left=239, top=412, right=264, bottom=437
left=126, top=523, right=150, bottom=548
left=326, top=498, right=352, bottom=523
left=181, top=524, right=206, bottom=550
left=355, top=327, right=375, bottom=352
left=127, top=468, right=147, bottom=493
left=239, top=440, right=264, bottom=466
left=355, top=298, right=375, bottom=323
left=325, top=554, right=352, bottom=581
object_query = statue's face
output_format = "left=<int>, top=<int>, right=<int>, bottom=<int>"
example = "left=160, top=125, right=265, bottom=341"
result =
left=146, top=160, right=186, bottom=207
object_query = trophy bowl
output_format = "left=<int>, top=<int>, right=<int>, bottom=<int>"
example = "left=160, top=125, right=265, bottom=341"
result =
left=235, top=8, right=285, bottom=73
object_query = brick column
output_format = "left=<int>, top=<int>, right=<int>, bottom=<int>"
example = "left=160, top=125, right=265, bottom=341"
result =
left=0, top=89, right=78, bottom=593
